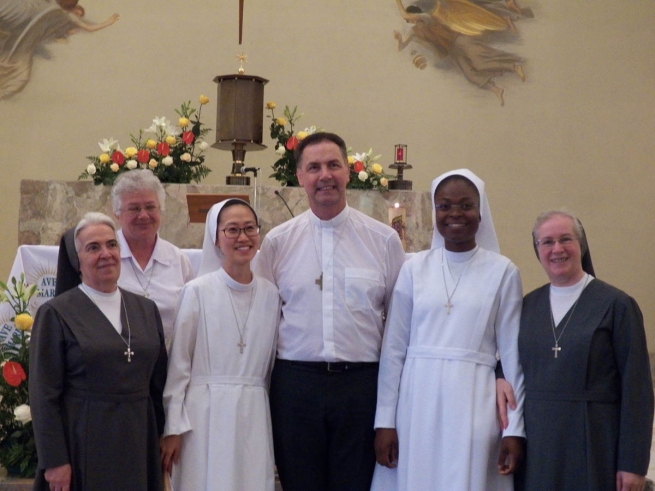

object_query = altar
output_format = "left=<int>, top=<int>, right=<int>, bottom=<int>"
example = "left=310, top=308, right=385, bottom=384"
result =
left=19, top=180, right=434, bottom=251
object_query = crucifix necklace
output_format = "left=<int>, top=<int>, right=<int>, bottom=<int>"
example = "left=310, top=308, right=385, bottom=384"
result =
left=130, top=258, right=155, bottom=298
left=440, top=247, right=478, bottom=315
left=227, top=284, right=255, bottom=354
left=311, top=220, right=345, bottom=291
left=549, top=275, right=589, bottom=358
left=81, top=284, right=134, bottom=362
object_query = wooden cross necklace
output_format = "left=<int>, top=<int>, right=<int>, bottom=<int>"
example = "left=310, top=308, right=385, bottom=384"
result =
left=549, top=274, right=589, bottom=358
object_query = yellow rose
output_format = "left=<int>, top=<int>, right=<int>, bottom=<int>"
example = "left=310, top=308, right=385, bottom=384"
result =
left=275, top=117, right=287, bottom=127
left=199, top=94, right=210, bottom=105
left=110, top=163, right=120, bottom=172
left=371, top=163, right=383, bottom=174
left=347, top=156, right=355, bottom=165
left=148, top=159, right=158, bottom=169
left=14, top=313, right=33, bottom=331
left=99, top=153, right=110, bottom=164
left=265, top=101, right=276, bottom=110
left=146, top=139, right=157, bottom=149
left=125, top=147, right=137, bottom=158
left=165, top=135, right=177, bottom=145
left=178, top=117, right=190, bottom=128
left=380, top=177, right=389, bottom=187
left=297, top=131, right=308, bottom=141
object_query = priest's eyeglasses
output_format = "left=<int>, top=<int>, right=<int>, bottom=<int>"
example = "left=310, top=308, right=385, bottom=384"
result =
left=122, top=205, right=160, bottom=216
left=220, top=226, right=260, bottom=239
left=535, top=235, right=578, bottom=249
left=434, top=203, right=478, bottom=212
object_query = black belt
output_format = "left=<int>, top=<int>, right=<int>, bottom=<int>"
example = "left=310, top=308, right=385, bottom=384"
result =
left=275, top=359, right=379, bottom=373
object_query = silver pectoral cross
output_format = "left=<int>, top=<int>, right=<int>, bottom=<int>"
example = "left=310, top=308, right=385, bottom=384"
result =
left=444, top=299, right=453, bottom=314
left=552, top=342, right=561, bottom=358
left=238, top=339, right=246, bottom=354
left=124, top=348, right=134, bottom=362
left=315, top=273, right=323, bottom=291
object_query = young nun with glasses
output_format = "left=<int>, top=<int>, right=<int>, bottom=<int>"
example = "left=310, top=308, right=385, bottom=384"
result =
left=160, top=199, right=281, bottom=491
left=372, top=169, right=525, bottom=491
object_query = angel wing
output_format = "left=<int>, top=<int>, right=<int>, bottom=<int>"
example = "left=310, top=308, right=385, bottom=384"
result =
left=431, top=0, right=509, bottom=36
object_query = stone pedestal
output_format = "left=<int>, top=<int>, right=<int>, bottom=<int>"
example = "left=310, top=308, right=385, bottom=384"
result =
left=20, top=181, right=434, bottom=252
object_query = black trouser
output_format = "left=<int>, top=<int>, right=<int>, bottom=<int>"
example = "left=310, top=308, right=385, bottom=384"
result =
left=270, top=360, right=379, bottom=491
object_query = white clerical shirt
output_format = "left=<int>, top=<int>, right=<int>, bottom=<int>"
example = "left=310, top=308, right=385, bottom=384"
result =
left=117, top=230, right=195, bottom=349
left=255, top=206, right=405, bottom=362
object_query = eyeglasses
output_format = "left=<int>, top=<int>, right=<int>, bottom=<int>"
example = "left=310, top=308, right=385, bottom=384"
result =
left=434, top=203, right=478, bottom=213
left=535, top=235, right=578, bottom=249
left=121, top=205, right=160, bottom=216
left=220, top=226, right=260, bottom=239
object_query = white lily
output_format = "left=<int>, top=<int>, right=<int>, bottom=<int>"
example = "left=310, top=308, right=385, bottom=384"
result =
left=166, top=124, right=181, bottom=136
left=145, top=116, right=170, bottom=133
left=304, top=126, right=317, bottom=135
left=352, top=152, right=369, bottom=163
left=98, top=138, right=119, bottom=153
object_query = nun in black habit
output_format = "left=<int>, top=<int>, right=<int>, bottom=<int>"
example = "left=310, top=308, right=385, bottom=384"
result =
left=515, top=210, right=653, bottom=491
left=30, top=213, right=167, bottom=491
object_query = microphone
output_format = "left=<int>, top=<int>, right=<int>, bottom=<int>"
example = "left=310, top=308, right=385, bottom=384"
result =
left=274, top=190, right=295, bottom=218
left=240, top=166, right=260, bottom=177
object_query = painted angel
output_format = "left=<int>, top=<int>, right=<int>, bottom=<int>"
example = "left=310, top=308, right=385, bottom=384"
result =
left=0, top=0, right=119, bottom=100
left=394, top=0, right=526, bottom=106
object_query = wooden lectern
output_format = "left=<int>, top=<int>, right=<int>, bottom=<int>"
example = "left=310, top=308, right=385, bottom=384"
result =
left=186, top=194, right=250, bottom=224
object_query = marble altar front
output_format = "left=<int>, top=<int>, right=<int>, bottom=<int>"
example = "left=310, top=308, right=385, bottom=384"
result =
left=19, top=181, right=433, bottom=252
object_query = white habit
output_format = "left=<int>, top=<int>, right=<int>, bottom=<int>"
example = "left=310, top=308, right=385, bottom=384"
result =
left=372, top=247, right=525, bottom=491
left=163, top=268, right=280, bottom=491
left=117, top=230, right=194, bottom=350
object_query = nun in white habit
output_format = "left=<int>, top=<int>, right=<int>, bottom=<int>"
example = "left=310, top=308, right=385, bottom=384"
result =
left=371, top=169, right=525, bottom=491
left=161, top=199, right=281, bottom=491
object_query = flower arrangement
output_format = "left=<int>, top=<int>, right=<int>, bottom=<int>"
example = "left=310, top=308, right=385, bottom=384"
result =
left=266, top=103, right=390, bottom=191
left=347, top=149, right=391, bottom=191
left=79, top=95, right=212, bottom=186
left=0, top=275, right=38, bottom=478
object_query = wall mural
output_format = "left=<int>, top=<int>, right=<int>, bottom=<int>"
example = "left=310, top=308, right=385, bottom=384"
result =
left=394, top=0, right=533, bottom=106
left=0, top=0, right=119, bottom=100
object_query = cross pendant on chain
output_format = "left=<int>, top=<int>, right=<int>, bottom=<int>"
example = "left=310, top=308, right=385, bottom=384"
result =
left=238, top=339, right=246, bottom=354
left=315, top=273, right=323, bottom=291
left=444, top=300, right=453, bottom=315
left=124, top=348, right=134, bottom=362
left=552, top=342, right=561, bottom=358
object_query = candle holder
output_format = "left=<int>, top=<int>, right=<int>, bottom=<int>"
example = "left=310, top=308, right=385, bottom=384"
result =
left=388, top=144, right=413, bottom=190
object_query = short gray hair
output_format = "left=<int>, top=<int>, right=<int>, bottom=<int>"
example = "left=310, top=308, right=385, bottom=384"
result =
left=110, top=170, right=166, bottom=215
left=74, top=212, right=117, bottom=252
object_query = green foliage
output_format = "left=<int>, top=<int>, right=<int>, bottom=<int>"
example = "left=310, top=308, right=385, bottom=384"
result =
left=0, top=274, right=38, bottom=478
left=268, top=105, right=301, bottom=187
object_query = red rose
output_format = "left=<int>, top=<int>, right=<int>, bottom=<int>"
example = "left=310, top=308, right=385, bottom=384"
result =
left=353, top=161, right=365, bottom=173
left=286, top=136, right=299, bottom=151
left=3, top=361, right=26, bottom=387
left=136, top=149, right=150, bottom=163
left=111, top=150, right=125, bottom=165
left=156, top=142, right=170, bottom=156
left=181, top=131, right=195, bottom=145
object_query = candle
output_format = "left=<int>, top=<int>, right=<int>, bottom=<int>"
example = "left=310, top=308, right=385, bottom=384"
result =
left=395, top=144, right=407, bottom=164
left=389, top=203, right=407, bottom=251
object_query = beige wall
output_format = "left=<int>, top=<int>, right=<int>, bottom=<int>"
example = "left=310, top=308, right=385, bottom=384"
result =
left=2, top=1, right=654, bottom=343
